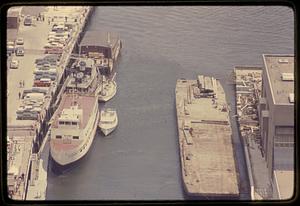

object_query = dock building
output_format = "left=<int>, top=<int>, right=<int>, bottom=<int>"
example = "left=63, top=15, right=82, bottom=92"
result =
left=7, top=7, right=21, bottom=42
left=258, top=54, right=294, bottom=199
left=7, top=9, right=20, bottom=29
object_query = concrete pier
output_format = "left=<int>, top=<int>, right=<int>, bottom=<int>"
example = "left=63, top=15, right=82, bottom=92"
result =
left=6, top=6, right=94, bottom=200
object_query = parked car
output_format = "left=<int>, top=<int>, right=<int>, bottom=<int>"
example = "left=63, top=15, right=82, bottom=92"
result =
left=33, top=78, right=52, bottom=87
left=15, top=47, right=25, bottom=56
left=7, top=41, right=15, bottom=47
left=24, top=15, right=32, bottom=26
left=45, top=48, right=63, bottom=55
left=16, top=38, right=24, bottom=45
left=10, top=59, right=19, bottom=69
left=7, top=45, right=15, bottom=56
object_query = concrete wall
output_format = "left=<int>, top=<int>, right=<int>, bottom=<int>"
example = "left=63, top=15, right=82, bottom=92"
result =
left=274, top=147, right=294, bottom=170
left=273, top=104, right=294, bottom=125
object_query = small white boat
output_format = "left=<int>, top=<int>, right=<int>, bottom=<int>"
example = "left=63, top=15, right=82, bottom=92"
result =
left=99, top=108, right=118, bottom=136
left=98, top=80, right=117, bottom=102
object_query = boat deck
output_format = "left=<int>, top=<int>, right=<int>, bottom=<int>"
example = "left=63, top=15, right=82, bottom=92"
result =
left=100, top=109, right=116, bottom=122
left=52, top=93, right=97, bottom=129
left=175, top=78, right=239, bottom=198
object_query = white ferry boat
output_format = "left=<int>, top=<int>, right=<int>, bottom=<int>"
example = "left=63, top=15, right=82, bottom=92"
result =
left=50, top=93, right=99, bottom=166
left=98, top=108, right=118, bottom=136
left=50, top=58, right=101, bottom=167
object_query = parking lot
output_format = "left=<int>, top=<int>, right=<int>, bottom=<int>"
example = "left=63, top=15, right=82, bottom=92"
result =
left=7, top=10, right=52, bottom=125
left=7, top=6, right=87, bottom=125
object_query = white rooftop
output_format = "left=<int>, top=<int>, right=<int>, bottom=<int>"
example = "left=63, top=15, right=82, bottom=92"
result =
left=263, top=54, right=294, bottom=105
left=59, top=106, right=82, bottom=121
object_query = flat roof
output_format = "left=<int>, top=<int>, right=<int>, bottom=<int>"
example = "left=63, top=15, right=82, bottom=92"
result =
left=7, top=135, right=34, bottom=200
left=80, top=31, right=120, bottom=48
left=263, top=54, right=294, bottom=105
left=21, top=6, right=47, bottom=16
left=274, top=170, right=294, bottom=200
left=7, top=7, right=21, bottom=17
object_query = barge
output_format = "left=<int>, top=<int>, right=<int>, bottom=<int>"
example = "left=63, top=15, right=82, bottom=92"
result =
left=175, top=75, right=239, bottom=199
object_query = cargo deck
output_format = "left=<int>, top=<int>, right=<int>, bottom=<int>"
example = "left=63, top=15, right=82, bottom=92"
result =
left=175, top=76, right=239, bottom=199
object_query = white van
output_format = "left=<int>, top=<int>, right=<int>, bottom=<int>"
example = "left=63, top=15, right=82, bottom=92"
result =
left=24, top=93, right=44, bottom=101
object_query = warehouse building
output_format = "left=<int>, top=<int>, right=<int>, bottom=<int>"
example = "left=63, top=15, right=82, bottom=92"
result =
left=7, top=9, right=20, bottom=29
left=7, top=7, right=21, bottom=42
left=258, top=54, right=294, bottom=199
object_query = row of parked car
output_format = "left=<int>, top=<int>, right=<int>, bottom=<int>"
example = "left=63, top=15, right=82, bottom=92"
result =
left=7, top=37, right=25, bottom=57
left=16, top=92, right=45, bottom=120
left=16, top=54, right=61, bottom=120
left=33, top=54, right=60, bottom=87
left=44, top=22, right=73, bottom=55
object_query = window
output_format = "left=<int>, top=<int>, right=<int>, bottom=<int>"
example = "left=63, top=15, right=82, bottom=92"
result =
left=72, top=122, right=77, bottom=126
left=275, top=135, right=294, bottom=143
left=275, top=126, right=294, bottom=136
left=274, top=142, right=294, bottom=148
left=73, top=136, right=79, bottom=140
left=65, top=121, right=71, bottom=125
left=56, top=135, right=62, bottom=139
left=59, top=121, right=64, bottom=125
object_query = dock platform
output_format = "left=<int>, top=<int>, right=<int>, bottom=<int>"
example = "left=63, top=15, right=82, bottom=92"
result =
left=6, top=6, right=94, bottom=200
left=175, top=76, right=239, bottom=199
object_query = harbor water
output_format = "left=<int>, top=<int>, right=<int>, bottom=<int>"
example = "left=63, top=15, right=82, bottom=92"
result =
left=46, top=6, right=294, bottom=200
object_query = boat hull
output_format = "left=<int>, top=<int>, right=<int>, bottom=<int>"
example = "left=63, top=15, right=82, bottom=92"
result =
left=101, top=126, right=116, bottom=136
left=99, top=115, right=118, bottom=136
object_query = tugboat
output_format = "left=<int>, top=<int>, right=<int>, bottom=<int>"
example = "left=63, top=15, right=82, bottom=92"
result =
left=98, top=108, right=118, bottom=136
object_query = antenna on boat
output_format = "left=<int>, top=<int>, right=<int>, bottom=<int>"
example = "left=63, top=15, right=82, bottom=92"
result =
left=107, top=32, right=111, bottom=45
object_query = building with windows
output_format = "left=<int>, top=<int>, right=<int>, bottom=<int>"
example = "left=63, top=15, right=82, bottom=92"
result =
left=258, top=54, right=294, bottom=199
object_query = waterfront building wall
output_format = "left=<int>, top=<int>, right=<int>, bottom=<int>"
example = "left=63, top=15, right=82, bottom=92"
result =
left=259, top=54, right=294, bottom=199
